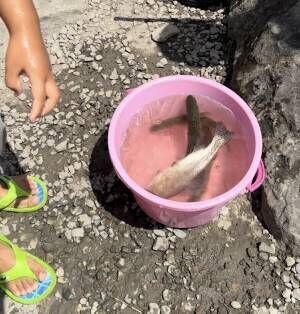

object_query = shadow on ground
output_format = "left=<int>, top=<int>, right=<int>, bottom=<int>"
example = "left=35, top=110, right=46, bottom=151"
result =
left=92, top=8, right=230, bottom=229
left=89, top=130, right=162, bottom=230
left=155, top=19, right=227, bottom=64
left=115, top=15, right=230, bottom=70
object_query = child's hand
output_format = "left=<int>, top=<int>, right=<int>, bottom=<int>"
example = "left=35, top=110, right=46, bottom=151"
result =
left=5, top=32, right=60, bottom=122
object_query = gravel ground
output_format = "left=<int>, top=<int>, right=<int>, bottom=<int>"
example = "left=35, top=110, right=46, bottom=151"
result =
left=0, top=0, right=299, bottom=313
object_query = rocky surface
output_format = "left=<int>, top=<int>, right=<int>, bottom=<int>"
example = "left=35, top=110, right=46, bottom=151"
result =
left=0, top=0, right=299, bottom=313
left=0, top=0, right=87, bottom=89
left=229, top=0, right=300, bottom=256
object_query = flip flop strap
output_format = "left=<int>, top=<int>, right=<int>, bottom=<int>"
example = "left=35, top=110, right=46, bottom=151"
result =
left=0, top=235, right=37, bottom=283
left=0, top=176, right=30, bottom=210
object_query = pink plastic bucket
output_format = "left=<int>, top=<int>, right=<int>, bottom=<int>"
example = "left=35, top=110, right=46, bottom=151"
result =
left=108, top=75, right=265, bottom=228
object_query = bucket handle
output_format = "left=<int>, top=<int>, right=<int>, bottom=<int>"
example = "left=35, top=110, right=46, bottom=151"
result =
left=246, top=159, right=266, bottom=193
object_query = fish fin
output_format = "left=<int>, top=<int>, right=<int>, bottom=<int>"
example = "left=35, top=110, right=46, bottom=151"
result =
left=188, top=160, right=213, bottom=201
left=201, top=116, right=218, bottom=129
left=187, top=175, right=204, bottom=202
left=199, top=112, right=210, bottom=116
left=150, top=115, right=187, bottom=132
left=214, top=123, right=233, bottom=143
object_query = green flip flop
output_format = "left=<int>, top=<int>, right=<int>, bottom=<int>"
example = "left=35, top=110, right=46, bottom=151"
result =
left=0, top=234, right=56, bottom=304
left=0, top=175, right=48, bottom=213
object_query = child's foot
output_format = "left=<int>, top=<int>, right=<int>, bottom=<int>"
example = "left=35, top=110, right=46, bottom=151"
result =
left=0, top=175, right=46, bottom=296
left=0, top=175, right=39, bottom=208
left=0, top=244, right=47, bottom=296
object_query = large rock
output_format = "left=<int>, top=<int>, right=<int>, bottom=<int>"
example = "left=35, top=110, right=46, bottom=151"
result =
left=228, top=0, right=298, bottom=45
left=228, top=0, right=300, bottom=254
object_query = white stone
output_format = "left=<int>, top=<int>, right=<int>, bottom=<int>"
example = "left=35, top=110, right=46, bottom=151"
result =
left=151, top=24, right=180, bottom=43
left=292, top=288, right=300, bottom=300
left=55, top=140, right=68, bottom=152
left=148, top=302, right=160, bottom=314
left=231, top=301, right=241, bottom=309
left=28, top=238, right=38, bottom=250
left=269, top=256, right=278, bottom=263
left=153, top=237, right=169, bottom=251
left=78, top=214, right=92, bottom=227
left=147, top=0, right=155, bottom=5
left=291, top=275, right=300, bottom=288
left=72, top=227, right=84, bottom=238
left=56, top=267, right=64, bottom=277
left=286, top=256, right=296, bottom=267
left=281, top=271, right=290, bottom=283
left=162, top=289, right=171, bottom=301
left=253, top=306, right=270, bottom=314
left=269, top=307, right=279, bottom=314
left=161, top=305, right=171, bottom=314
left=110, top=69, right=118, bottom=80
left=153, top=230, right=166, bottom=237
left=282, top=288, right=292, bottom=299
left=173, top=229, right=187, bottom=239
left=259, top=242, right=276, bottom=255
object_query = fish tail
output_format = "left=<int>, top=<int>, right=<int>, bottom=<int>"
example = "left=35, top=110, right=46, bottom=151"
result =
left=214, top=122, right=233, bottom=143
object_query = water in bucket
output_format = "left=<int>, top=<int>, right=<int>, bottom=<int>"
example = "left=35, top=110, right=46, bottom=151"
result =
left=120, top=94, right=250, bottom=202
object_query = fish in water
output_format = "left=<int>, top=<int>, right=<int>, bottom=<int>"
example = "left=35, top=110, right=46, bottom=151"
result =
left=185, top=95, right=216, bottom=201
left=147, top=122, right=233, bottom=199
left=150, top=95, right=217, bottom=149
left=186, top=95, right=201, bottom=155
left=185, top=95, right=217, bottom=154
left=150, top=112, right=214, bottom=132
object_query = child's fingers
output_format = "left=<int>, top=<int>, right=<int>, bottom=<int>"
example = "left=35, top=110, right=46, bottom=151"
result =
left=41, top=78, right=60, bottom=117
left=29, top=79, right=46, bottom=122
left=5, top=66, right=22, bottom=95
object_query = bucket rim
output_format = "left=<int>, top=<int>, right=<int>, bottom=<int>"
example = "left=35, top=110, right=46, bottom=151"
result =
left=108, top=75, right=263, bottom=212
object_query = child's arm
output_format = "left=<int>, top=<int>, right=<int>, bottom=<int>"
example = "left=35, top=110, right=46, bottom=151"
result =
left=0, top=0, right=60, bottom=122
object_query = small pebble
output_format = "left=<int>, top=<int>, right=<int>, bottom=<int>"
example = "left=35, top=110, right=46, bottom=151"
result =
left=72, top=228, right=84, bottom=238
left=292, top=288, right=300, bottom=300
left=295, top=263, right=300, bottom=274
left=162, top=289, right=171, bottom=302
left=153, top=237, right=169, bottom=251
left=269, top=256, right=278, bottom=263
left=286, top=256, right=296, bottom=267
left=173, top=229, right=187, bottom=239
left=161, top=305, right=171, bottom=314
left=153, top=230, right=166, bottom=237
left=231, top=301, right=241, bottom=309
left=259, top=242, right=276, bottom=255
left=148, top=302, right=160, bottom=314
left=282, top=288, right=292, bottom=299
left=55, top=140, right=68, bottom=152
left=281, top=271, right=290, bottom=283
